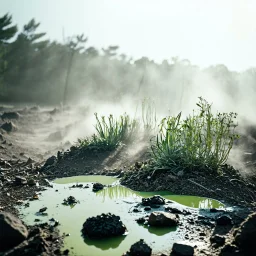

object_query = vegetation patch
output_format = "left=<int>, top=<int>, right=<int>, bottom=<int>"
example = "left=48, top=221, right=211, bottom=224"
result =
left=78, top=113, right=139, bottom=151
left=150, top=97, right=239, bottom=174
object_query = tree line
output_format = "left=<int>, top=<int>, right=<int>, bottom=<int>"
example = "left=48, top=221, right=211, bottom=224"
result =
left=0, top=13, right=256, bottom=107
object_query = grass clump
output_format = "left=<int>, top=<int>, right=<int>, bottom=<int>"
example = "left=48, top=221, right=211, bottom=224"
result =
left=151, top=97, right=239, bottom=173
left=79, top=113, right=139, bottom=151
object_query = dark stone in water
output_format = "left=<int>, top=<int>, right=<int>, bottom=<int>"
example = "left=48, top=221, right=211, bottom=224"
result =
left=39, top=207, right=47, bottom=213
left=165, top=207, right=182, bottom=214
left=63, top=196, right=78, bottom=205
left=136, top=217, right=146, bottom=224
left=144, top=206, right=151, bottom=211
left=124, top=239, right=152, bottom=256
left=142, top=195, right=165, bottom=207
left=82, top=213, right=126, bottom=239
left=148, top=211, right=179, bottom=227
left=92, top=183, right=104, bottom=192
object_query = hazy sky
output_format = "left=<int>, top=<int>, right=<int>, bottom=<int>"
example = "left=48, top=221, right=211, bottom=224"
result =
left=1, top=0, right=256, bottom=71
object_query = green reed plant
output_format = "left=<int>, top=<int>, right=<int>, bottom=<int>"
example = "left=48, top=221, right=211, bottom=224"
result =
left=79, top=113, right=139, bottom=151
left=142, top=98, right=157, bottom=132
left=151, top=97, right=239, bottom=173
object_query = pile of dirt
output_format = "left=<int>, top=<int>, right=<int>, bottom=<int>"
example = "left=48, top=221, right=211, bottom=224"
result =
left=121, top=162, right=256, bottom=209
left=82, top=213, right=127, bottom=239
left=0, top=157, right=51, bottom=215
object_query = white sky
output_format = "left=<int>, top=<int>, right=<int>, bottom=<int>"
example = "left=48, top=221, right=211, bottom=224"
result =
left=1, top=0, right=256, bottom=71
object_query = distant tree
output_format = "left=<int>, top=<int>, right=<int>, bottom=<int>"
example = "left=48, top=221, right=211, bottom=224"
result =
left=102, top=45, right=119, bottom=58
left=0, top=13, right=17, bottom=97
left=63, top=34, right=87, bottom=104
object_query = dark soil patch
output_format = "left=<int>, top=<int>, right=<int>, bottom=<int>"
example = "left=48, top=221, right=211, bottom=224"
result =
left=121, top=163, right=256, bottom=209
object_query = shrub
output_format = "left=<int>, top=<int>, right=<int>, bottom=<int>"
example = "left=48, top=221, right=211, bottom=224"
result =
left=151, top=97, right=239, bottom=173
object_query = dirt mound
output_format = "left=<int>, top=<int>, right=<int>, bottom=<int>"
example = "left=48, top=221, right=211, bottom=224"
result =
left=82, top=213, right=127, bottom=239
left=123, top=239, right=152, bottom=256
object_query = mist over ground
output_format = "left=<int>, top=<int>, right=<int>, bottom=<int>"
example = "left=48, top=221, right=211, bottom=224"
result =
left=1, top=12, right=256, bottom=175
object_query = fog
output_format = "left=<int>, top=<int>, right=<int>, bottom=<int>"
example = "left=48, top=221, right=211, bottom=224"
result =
left=1, top=9, right=256, bottom=175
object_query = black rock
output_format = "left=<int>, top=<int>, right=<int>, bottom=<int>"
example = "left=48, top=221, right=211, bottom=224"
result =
left=142, top=195, right=165, bottom=207
left=63, top=196, right=78, bottom=205
left=216, top=215, right=232, bottom=226
left=127, top=239, right=152, bottom=256
left=136, top=217, right=146, bottom=224
left=165, top=207, right=182, bottom=214
left=144, top=206, right=151, bottom=211
left=172, top=243, right=194, bottom=256
left=39, top=207, right=47, bottom=213
left=82, top=213, right=126, bottom=239
left=92, top=183, right=104, bottom=192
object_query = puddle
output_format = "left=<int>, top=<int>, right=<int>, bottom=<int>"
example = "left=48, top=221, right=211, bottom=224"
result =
left=19, top=176, right=224, bottom=256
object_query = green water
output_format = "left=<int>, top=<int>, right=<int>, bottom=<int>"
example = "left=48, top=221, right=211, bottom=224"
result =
left=19, top=176, right=224, bottom=256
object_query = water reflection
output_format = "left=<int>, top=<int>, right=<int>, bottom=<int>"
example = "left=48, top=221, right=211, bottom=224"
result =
left=97, top=186, right=224, bottom=209
left=96, top=185, right=139, bottom=202
left=83, top=235, right=126, bottom=250
left=142, top=225, right=177, bottom=236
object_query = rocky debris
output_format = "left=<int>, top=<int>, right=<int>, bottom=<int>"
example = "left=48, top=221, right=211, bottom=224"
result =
left=1, top=112, right=20, bottom=120
left=171, top=243, right=194, bottom=256
left=63, top=196, right=78, bottom=205
left=70, top=183, right=83, bottom=188
left=136, top=217, right=146, bottom=224
left=210, top=234, right=225, bottom=246
left=0, top=212, right=28, bottom=251
left=148, top=211, right=179, bottom=227
left=2, top=223, right=64, bottom=255
left=142, top=195, right=165, bottom=207
left=82, top=213, right=126, bottom=239
left=165, top=207, right=182, bottom=214
left=124, top=239, right=152, bottom=256
left=43, top=155, right=57, bottom=167
left=216, top=215, right=233, bottom=226
left=15, top=176, right=27, bottom=185
left=92, top=182, right=104, bottom=192
left=1, top=122, right=16, bottom=132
